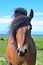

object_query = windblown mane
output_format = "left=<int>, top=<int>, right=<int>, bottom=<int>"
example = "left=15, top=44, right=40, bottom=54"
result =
left=10, top=8, right=33, bottom=40
left=14, top=8, right=27, bottom=17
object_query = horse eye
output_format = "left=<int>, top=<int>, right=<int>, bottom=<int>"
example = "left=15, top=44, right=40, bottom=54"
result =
left=16, top=30, right=18, bottom=33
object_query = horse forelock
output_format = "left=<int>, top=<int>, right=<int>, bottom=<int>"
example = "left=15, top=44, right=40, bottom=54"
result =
left=14, top=8, right=27, bottom=17
left=10, top=15, right=30, bottom=35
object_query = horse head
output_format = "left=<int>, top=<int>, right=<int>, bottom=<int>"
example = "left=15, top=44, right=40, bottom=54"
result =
left=10, top=8, right=34, bottom=57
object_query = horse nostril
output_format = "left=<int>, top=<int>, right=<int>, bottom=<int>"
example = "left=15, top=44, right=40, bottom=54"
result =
left=20, top=51, right=24, bottom=56
left=17, top=49, right=28, bottom=56
left=25, top=49, right=27, bottom=53
left=17, top=49, right=19, bottom=53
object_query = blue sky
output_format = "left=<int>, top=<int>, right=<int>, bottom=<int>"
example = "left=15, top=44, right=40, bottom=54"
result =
left=0, top=0, right=43, bottom=35
left=0, top=0, right=43, bottom=16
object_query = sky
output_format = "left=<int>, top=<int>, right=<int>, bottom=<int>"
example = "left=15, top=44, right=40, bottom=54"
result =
left=0, top=0, right=43, bottom=35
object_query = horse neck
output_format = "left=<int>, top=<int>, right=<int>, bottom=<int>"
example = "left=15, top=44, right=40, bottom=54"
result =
left=28, top=31, right=31, bottom=37
left=27, top=31, right=32, bottom=43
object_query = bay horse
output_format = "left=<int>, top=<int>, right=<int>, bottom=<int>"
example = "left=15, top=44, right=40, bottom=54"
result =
left=6, top=8, right=37, bottom=65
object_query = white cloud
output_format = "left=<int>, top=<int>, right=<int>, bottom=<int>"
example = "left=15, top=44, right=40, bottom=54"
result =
left=0, top=16, right=13, bottom=34
left=34, top=12, right=43, bottom=16
left=31, top=20, right=43, bottom=32
left=0, top=16, right=13, bottom=24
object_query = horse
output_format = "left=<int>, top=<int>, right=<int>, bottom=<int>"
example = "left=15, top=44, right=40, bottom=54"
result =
left=6, top=8, right=37, bottom=65
left=0, top=37, right=4, bottom=41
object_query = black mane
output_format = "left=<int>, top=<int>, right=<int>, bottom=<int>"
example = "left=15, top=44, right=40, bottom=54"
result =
left=14, top=8, right=27, bottom=17
left=10, top=8, right=32, bottom=41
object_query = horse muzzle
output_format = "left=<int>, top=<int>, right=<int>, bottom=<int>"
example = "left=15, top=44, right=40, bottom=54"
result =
left=17, top=49, right=28, bottom=57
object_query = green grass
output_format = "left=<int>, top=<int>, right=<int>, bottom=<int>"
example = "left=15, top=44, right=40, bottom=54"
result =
left=36, top=51, right=43, bottom=65
left=32, top=36, right=43, bottom=50
left=0, top=36, right=10, bottom=65
left=0, top=36, right=43, bottom=65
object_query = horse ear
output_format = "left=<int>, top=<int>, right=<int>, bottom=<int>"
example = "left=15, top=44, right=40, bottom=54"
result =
left=27, top=9, right=34, bottom=21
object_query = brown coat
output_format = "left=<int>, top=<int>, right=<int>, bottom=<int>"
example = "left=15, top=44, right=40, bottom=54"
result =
left=6, top=36, right=36, bottom=65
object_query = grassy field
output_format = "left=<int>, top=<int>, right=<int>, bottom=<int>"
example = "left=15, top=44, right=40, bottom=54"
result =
left=0, top=36, right=43, bottom=65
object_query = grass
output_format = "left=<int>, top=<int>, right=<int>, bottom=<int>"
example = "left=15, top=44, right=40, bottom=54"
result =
left=36, top=51, right=43, bottom=65
left=0, top=36, right=43, bottom=65
left=32, top=36, right=43, bottom=50
left=0, top=36, right=10, bottom=65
